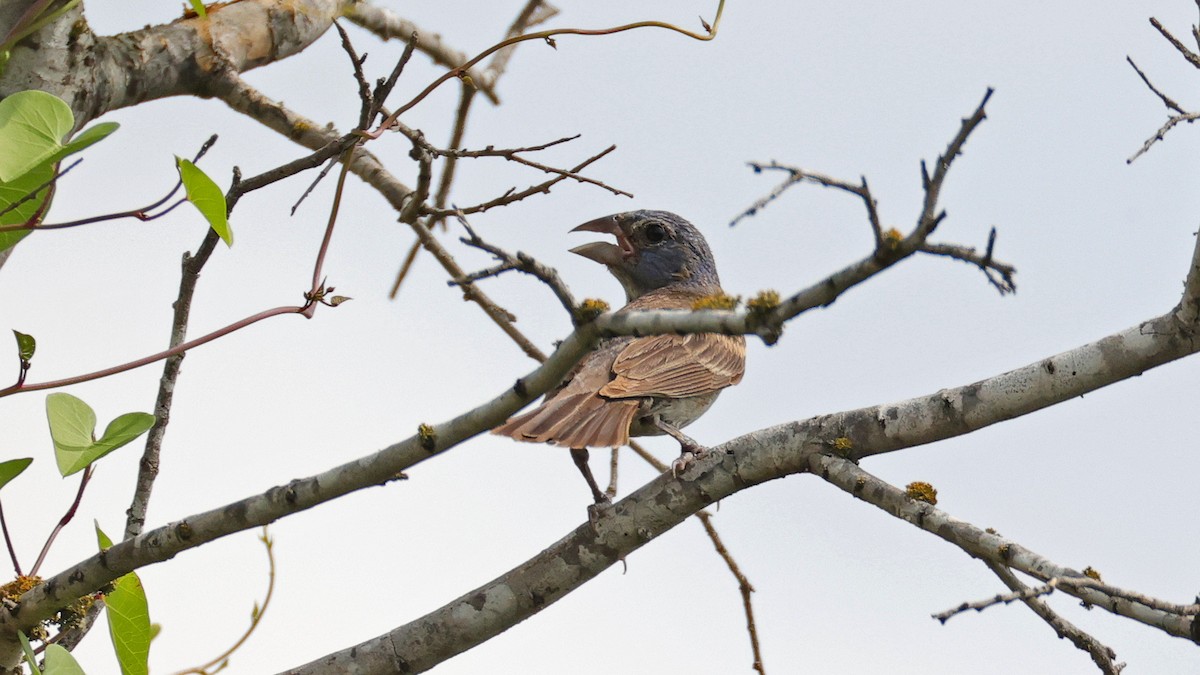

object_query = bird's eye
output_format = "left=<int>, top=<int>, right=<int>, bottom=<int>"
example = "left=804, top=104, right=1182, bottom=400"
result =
left=644, top=222, right=667, bottom=243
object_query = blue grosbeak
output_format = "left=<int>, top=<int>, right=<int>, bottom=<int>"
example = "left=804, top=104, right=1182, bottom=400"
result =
left=493, top=210, right=746, bottom=503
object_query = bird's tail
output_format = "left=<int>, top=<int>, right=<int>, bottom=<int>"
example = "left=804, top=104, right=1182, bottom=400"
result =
left=492, top=393, right=638, bottom=449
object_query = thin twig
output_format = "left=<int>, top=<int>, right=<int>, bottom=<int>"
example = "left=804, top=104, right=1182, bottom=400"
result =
left=426, top=145, right=620, bottom=218
left=0, top=159, right=81, bottom=221
left=1125, top=56, right=1200, bottom=164
left=919, top=240, right=1017, bottom=295
left=0, top=500, right=21, bottom=576
left=0, top=304, right=310, bottom=398
left=1150, top=16, right=1200, bottom=69
left=695, top=510, right=766, bottom=674
left=30, top=467, right=93, bottom=577
left=485, top=1, right=561, bottom=86
left=916, top=88, right=993, bottom=239
left=171, top=527, right=276, bottom=675
left=452, top=212, right=579, bottom=321
left=605, top=448, right=619, bottom=499
left=0, top=136, right=216, bottom=234
left=371, top=0, right=726, bottom=134
left=1127, top=56, right=1185, bottom=113
left=734, top=162, right=883, bottom=247
left=984, top=565, right=1124, bottom=675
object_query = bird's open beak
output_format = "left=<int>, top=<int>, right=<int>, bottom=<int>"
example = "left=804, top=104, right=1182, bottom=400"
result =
left=569, top=215, right=633, bottom=267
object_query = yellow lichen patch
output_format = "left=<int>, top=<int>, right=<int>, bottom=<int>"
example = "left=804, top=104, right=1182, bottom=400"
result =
left=883, top=228, right=904, bottom=250
left=576, top=298, right=610, bottom=322
left=417, top=424, right=437, bottom=452
left=0, top=575, right=41, bottom=603
left=747, top=289, right=781, bottom=316
left=831, top=436, right=854, bottom=453
left=691, top=292, right=740, bottom=311
left=905, top=481, right=938, bottom=505
left=54, top=594, right=98, bottom=630
left=1082, top=566, right=1102, bottom=581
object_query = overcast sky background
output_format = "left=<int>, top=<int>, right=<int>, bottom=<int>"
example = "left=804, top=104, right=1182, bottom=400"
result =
left=2, top=1, right=1200, bottom=673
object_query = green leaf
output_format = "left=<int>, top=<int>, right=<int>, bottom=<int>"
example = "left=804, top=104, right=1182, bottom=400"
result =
left=13, top=329, right=35, bottom=361
left=47, top=392, right=97, bottom=473
left=0, top=158, right=53, bottom=252
left=176, top=157, right=231, bottom=246
left=43, top=643, right=86, bottom=675
left=17, top=630, right=38, bottom=672
left=0, top=94, right=118, bottom=253
left=0, top=457, right=32, bottom=491
left=96, top=523, right=152, bottom=675
left=56, top=121, right=119, bottom=160
left=94, top=413, right=156, bottom=455
left=0, top=90, right=73, bottom=182
left=47, top=394, right=155, bottom=476
left=188, top=0, right=208, bottom=17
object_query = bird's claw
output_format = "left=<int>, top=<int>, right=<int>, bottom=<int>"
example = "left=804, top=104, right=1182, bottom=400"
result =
left=587, top=498, right=614, bottom=526
left=671, top=447, right=708, bottom=477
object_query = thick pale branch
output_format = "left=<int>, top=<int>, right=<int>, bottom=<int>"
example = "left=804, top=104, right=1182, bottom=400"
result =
left=280, top=297, right=1200, bottom=672
left=0, top=0, right=352, bottom=128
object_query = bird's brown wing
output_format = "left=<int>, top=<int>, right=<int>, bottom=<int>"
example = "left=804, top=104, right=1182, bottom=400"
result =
left=491, top=339, right=641, bottom=448
left=600, top=333, right=746, bottom=399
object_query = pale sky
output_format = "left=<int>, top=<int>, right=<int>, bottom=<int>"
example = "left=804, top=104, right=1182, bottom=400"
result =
left=3, top=1, right=1200, bottom=673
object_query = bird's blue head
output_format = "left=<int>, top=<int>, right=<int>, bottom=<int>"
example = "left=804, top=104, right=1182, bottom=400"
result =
left=570, top=210, right=721, bottom=301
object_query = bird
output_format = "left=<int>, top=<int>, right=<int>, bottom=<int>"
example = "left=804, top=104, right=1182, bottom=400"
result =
left=492, top=210, right=746, bottom=503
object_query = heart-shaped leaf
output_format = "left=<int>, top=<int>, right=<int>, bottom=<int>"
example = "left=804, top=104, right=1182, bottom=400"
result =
left=47, top=393, right=154, bottom=476
left=0, top=90, right=72, bottom=182
left=177, top=157, right=231, bottom=246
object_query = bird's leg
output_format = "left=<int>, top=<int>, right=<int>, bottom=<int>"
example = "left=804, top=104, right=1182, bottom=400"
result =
left=651, top=417, right=707, bottom=476
left=570, top=447, right=610, bottom=504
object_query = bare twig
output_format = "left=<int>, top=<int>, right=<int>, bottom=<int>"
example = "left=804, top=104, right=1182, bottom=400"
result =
left=916, top=88, right=993, bottom=239
left=426, top=145, right=620, bottom=218
left=809, top=453, right=1196, bottom=640
left=0, top=501, right=21, bottom=576
left=30, top=467, right=93, bottom=577
left=934, top=577, right=1058, bottom=621
left=485, top=1, right=561, bottom=86
left=734, top=162, right=883, bottom=248
left=452, top=212, right=579, bottom=321
left=0, top=158, right=80, bottom=222
left=345, top=5, right=503, bottom=105
left=984, top=565, right=1123, bottom=675
left=1127, top=55, right=1185, bottom=113
left=919, top=238, right=1017, bottom=295
left=695, top=511, right=766, bottom=674
left=1128, top=110, right=1200, bottom=163
left=1125, top=56, right=1200, bottom=163
left=172, top=527, right=276, bottom=675
left=371, top=0, right=727, bottom=134
left=1150, top=16, right=1200, bottom=69
left=605, top=448, right=619, bottom=499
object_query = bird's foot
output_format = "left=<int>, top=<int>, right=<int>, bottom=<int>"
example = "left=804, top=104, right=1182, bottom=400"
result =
left=671, top=444, right=709, bottom=477
left=587, top=497, right=614, bottom=526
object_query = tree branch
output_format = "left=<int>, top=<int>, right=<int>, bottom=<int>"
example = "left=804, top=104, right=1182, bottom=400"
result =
left=0, top=0, right=354, bottom=129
